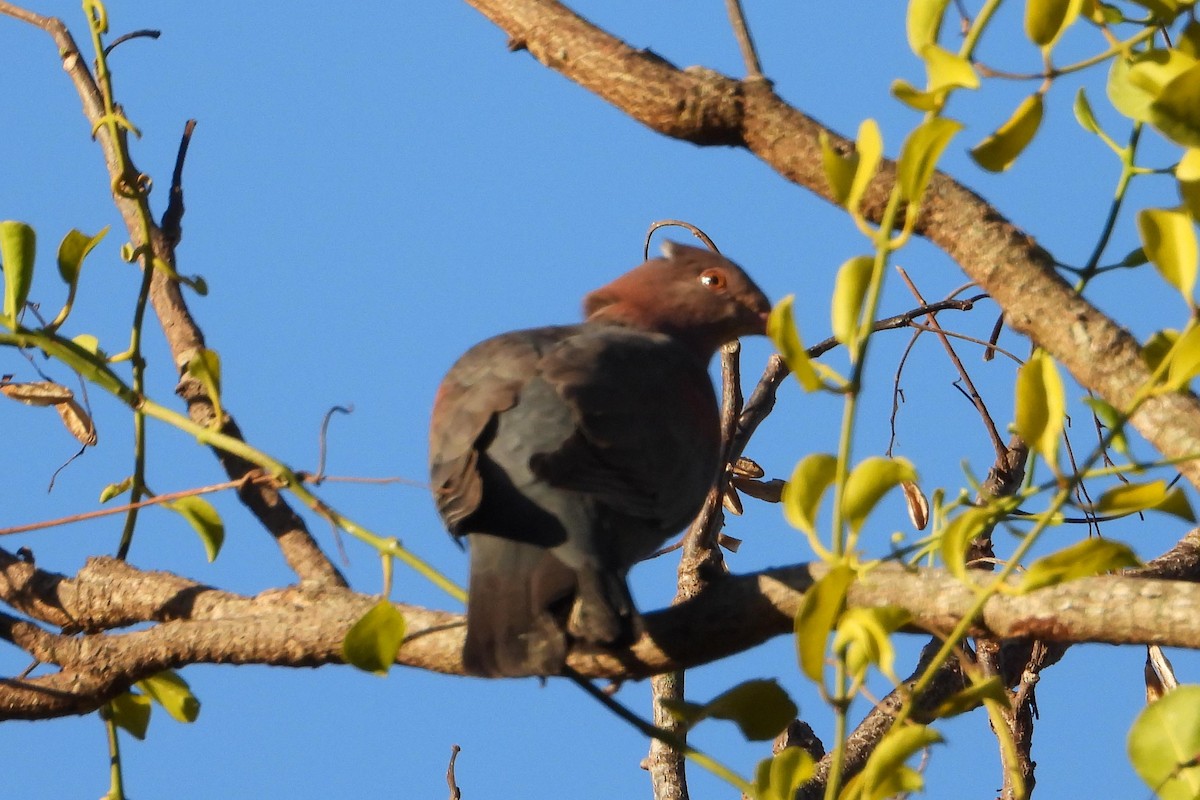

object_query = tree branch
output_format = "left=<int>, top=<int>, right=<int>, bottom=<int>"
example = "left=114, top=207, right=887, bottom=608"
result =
left=3, top=531, right=1200, bottom=719
left=0, top=4, right=345, bottom=586
left=460, top=0, right=1200, bottom=492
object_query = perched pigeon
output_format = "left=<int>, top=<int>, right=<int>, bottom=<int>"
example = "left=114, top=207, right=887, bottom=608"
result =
left=430, top=242, right=771, bottom=677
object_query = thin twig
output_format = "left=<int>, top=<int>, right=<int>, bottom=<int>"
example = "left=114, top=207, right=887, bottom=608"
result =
left=315, top=405, right=354, bottom=482
left=161, top=119, right=196, bottom=249
left=897, top=268, right=1008, bottom=462
left=102, top=28, right=160, bottom=57
left=643, top=220, right=719, bottom=260
left=446, top=745, right=462, bottom=800
left=723, top=0, right=764, bottom=79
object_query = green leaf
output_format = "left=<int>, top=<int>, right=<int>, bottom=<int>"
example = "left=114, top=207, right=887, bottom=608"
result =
left=1082, top=397, right=1129, bottom=456
left=1150, top=62, right=1200, bottom=147
left=842, top=456, right=918, bottom=536
left=56, top=227, right=108, bottom=288
left=897, top=116, right=963, bottom=205
left=782, top=453, right=838, bottom=537
left=847, top=119, right=883, bottom=214
left=1111, top=49, right=1197, bottom=123
left=1025, top=0, right=1081, bottom=47
left=906, top=0, right=950, bottom=54
left=753, top=747, right=815, bottom=800
left=1095, top=479, right=1196, bottom=522
left=342, top=598, right=406, bottom=675
left=768, top=296, right=822, bottom=392
left=891, top=79, right=941, bottom=112
left=1073, top=87, right=1104, bottom=136
left=1178, top=148, right=1200, bottom=220
left=1138, top=206, right=1198, bottom=302
left=136, top=670, right=200, bottom=723
left=831, top=256, right=874, bottom=350
left=940, top=506, right=999, bottom=580
left=795, top=564, right=855, bottom=683
left=1017, top=538, right=1141, bottom=593
left=932, top=676, right=1008, bottom=718
left=1014, top=349, right=1065, bottom=466
left=832, top=606, right=911, bottom=682
left=1143, top=329, right=1180, bottom=373
left=858, top=723, right=943, bottom=800
left=662, top=679, right=798, bottom=741
left=107, top=691, right=152, bottom=740
left=0, top=220, right=36, bottom=321
left=820, top=131, right=857, bottom=206
left=186, top=348, right=224, bottom=425
left=167, top=496, right=225, bottom=562
left=99, top=476, right=134, bottom=504
left=921, top=44, right=979, bottom=92
left=971, top=93, right=1045, bottom=172
left=1129, top=685, right=1200, bottom=800
left=1167, top=325, right=1200, bottom=391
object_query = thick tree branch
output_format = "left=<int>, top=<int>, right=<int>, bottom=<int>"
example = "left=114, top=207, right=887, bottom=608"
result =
left=2, top=532, right=1200, bottom=719
left=461, top=0, right=1200, bottom=492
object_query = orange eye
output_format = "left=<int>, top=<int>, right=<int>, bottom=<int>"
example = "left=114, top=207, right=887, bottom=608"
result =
left=699, top=269, right=727, bottom=291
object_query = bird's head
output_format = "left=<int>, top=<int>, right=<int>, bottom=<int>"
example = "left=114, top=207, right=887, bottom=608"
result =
left=583, top=241, right=772, bottom=362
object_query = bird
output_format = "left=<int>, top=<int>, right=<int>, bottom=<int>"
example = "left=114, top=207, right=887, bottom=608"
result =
left=429, top=241, right=771, bottom=677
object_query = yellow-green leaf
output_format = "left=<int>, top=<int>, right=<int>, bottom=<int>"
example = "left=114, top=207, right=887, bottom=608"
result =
left=1025, top=0, right=1081, bottom=46
left=1150, top=62, right=1200, bottom=147
left=768, top=296, right=822, bottom=392
left=136, top=670, right=200, bottom=723
left=107, top=691, right=152, bottom=740
left=820, top=131, right=857, bottom=206
left=1166, top=325, right=1200, bottom=390
left=343, top=599, right=406, bottom=675
left=940, top=506, right=998, bottom=580
left=100, top=476, right=134, bottom=504
left=1129, top=685, right=1200, bottom=800
left=847, top=119, right=883, bottom=214
left=168, top=496, right=225, bottom=562
left=891, top=79, right=941, bottom=111
left=1111, top=49, right=1197, bottom=123
left=932, top=676, right=1008, bottom=718
left=921, top=44, right=979, bottom=92
left=832, top=606, right=911, bottom=682
left=1138, top=206, right=1198, bottom=302
left=1073, top=87, right=1103, bottom=136
left=782, top=452, right=838, bottom=537
left=753, top=747, right=815, bottom=800
left=831, top=256, right=874, bottom=351
left=906, top=0, right=951, bottom=54
left=1144, top=329, right=1180, bottom=373
left=795, top=564, right=855, bottom=683
left=1082, top=397, right=1129, bottom=456
left=897, top=116, right=963, bottom=205
left=859, top=723, right=943, bottom=800
left=56, top=227, right=108, bottom=288
left=1178, top=148, right=1200, bottom=220
left=1014, top=349, right=1065, bottom=465
left=675, top=679, right=799, bottom=741
left=187, top=348, right=224, bottom=425
left=1095, top=479, right=1196, bottom=522
left=971, top=93, right=1045, bottom=172
left=842, top=456, right=918, bottom=536
left=1017, top=538, right=1141, bottom=593
left=0, top=220, right=35, bottom=322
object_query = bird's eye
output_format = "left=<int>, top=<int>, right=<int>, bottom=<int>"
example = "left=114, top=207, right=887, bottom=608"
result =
left=699, top=269, right=727, bottom=291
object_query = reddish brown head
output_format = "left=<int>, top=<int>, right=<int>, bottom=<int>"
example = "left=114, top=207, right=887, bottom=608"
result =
left=583, top=241, right=771, bottom=363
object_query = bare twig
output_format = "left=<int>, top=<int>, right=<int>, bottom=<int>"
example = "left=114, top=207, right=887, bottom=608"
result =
left=446, top=745, right=462, bottom=800
left=643, top=220, right=720, bottom=260
left=723, top=0, right=763, bottom=79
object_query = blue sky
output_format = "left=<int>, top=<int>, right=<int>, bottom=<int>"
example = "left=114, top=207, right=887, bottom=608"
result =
left=0, top=2, right=1194, bottom=798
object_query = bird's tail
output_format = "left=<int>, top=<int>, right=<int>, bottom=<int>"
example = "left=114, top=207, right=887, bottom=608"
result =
left=463, top=534, right=638, bottom=677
